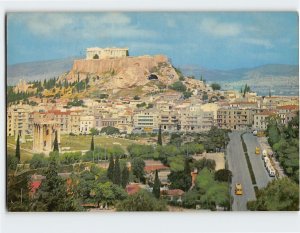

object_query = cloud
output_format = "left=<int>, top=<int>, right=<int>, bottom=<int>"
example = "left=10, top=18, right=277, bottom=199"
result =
left=8, top=13, right=156, bottom=39
left=199, top=18, right=241, bottom=37
left=9, top=13, right=73, bottom=36
left=240, top=38, right=273, bottom=48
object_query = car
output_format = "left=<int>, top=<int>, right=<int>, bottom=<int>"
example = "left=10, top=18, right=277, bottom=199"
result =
left=235, top=183, right=243, bottom=195
left=255, top=147, right=260, bottom=155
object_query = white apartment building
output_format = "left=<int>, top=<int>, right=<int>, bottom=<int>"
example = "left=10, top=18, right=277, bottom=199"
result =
left=80, top=115, right=95, bottom=134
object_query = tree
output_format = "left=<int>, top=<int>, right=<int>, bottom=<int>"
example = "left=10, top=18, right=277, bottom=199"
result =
left=107, top=155, right=115, bottom=181
left=169, top=81, right=187, bottom=92
left=15, top=134, right=20, bottom=162
left=152, top=170, right=161, bottom=199
left=32, top=153, right=79, bottom=211
left=113, top=155, right=121, bottom=185
left=157, top=125, right=162, bottom=146
left=131, top=157, right=145, bottom=183
left=211, top=83, right=221, bottom=91
left=183, top=91, right=193, bottom=99
left=90, top=127, right=99, bottom=136
left=53, top=131, right=59, bottom=152
left=133, top=95, right=140, bottom=100
left=100, top=126, right=120, bottom=135
left=202, top=93, right=208, bottom=101
left=214, top=169, right=232, bottom=182
left=247, top=178, right=299, bottom=211
left=90, top=136, right=95, bottom=151
left=121, top=166, right=130, bottom=188
left=30, top=154, right=49, bottom=169
left=116, top=190, right=167, bottom=211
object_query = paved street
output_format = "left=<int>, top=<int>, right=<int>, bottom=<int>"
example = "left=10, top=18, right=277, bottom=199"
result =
left=242, top=133, right=274, bottom=188
left=226, top=131, right=256, bottom=211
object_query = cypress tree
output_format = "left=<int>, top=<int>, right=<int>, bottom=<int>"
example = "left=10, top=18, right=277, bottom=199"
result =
left=107, top=155, right=115, bottom=181
left=157, top=125, right=162, bottom=146
left=152, top=170, right=161, bottom=199
left=184, top=158, right=191, bottom=175
left=269, top=88, right=272, bottom=98
left=90, top=136, right=94, bottom=151
left=53, top=131, right=59, bottom=152
left=15, top=134, right=20, bottom=163
left=121, top=166, right=130, bottom=188
left=113, top=155, right=121, bottom=185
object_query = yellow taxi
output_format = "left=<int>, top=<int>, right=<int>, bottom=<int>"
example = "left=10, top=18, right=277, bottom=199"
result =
left=235, top=183, right=243, bottom=195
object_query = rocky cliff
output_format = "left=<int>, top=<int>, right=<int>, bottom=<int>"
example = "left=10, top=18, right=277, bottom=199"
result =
left=63, top=55, right=179, bottom=90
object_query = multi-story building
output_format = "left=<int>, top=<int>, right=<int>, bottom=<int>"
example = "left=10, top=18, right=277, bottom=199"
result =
left=159, top=110, right=179, bottom=132
left=80, top=116, right=95, bottom=134
left=217, top=108, right=253, bottom=130
left=48, top=109, right=71, bottom=134
left=70, top=111, right=82, bottom=135
left=253, top=111, right=277, bottom=131
left=133, top=111, right=159, bottom=133
left=180, top=108, right=214, bottom=132
left=7, top=104, right=31, bottom=142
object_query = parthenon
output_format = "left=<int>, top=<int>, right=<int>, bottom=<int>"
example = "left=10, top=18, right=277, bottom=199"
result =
left=86, top=47, right=129, bottom=60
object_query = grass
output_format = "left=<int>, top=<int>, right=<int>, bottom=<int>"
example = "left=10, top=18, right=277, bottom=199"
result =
left=60, top=135, right=138, bottom=152
left=7, top=136, right=33, bottom=162
left=7, top=135, right=139, bottom=162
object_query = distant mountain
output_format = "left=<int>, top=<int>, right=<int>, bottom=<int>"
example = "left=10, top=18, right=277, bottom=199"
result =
left=7, top=57, right=81, bottom=85
left=180, top=64, right=299, bottom=96
left=7, top=58, right=299, bottom=96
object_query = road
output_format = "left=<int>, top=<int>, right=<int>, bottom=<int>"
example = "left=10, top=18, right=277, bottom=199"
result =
left=242, top=133, right=274, bottom=188
left=226, top=131, right=256, bottom=211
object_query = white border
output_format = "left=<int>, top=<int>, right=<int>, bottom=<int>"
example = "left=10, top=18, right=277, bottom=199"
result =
left=1, top=1, right=299, bottom=233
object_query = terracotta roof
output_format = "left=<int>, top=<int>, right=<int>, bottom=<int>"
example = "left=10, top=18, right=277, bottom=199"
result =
left=255, top=111, right=277, bottom=116
left=163, top=189, right=185, bottom=196
left=126, top=184, right=140, bottom=195
left=144, top=165, right=169, bottom=172
left=277, top=105, right=299, bottom=110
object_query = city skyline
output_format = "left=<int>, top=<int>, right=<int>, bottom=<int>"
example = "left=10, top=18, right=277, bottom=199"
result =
left=7, top=12, right=299, bottom=69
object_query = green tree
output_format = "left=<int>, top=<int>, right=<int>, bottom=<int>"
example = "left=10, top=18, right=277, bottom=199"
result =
left=53, top=131, right=59, bottom=152
left=131, top=157, right=145, bottom=183
left=211, top=83, right=221, bottom=91
left=100, top=126, right=120, bottom=135
left=157, top=125, right=163, bottom=146
left=15, top=134, right=20, bottom=162
left=116, top=190, right=167, bottom=211
left=90, top=127, right=99, bottom=136
left=169, top=81, right=187, bottom=92
left=133, top=95, right=140, bottom=100
left=32, top=153, right=78, bottom=211
left=90, top=136, right=95, bottom=151
left=121, top=166, right=130, bottom=188
left=30, top=153, right=49, bottom=169
left=214, top=169, right=232, bottom=182
left=107, top=155, right=115, bottom=181
left=152, top=170, right=161, bottom=199
left=247, top=178, right=299, bottom=211
left=113, top=155, right=121, bottom=185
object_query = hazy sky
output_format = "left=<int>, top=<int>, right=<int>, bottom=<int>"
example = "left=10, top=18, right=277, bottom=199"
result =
left=7, top=12, right=299, bottom=69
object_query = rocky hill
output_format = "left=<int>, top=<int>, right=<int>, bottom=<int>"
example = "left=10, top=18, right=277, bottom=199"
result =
left=63, top=55, right=179, bottom=89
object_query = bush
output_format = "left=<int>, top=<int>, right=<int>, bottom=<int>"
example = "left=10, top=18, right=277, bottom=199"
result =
left=100, top=126, right=120, bottom=135
left=116, top=190, right=167, bottom=211
left=29, top=153, right=48, bottom=169
left=169, top=81, right=187, bottom=92
left=214, top=169, right=232, bottom=182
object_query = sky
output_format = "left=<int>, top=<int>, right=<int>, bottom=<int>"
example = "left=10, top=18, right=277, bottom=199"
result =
left=7, top=12, right=299, bottom=70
